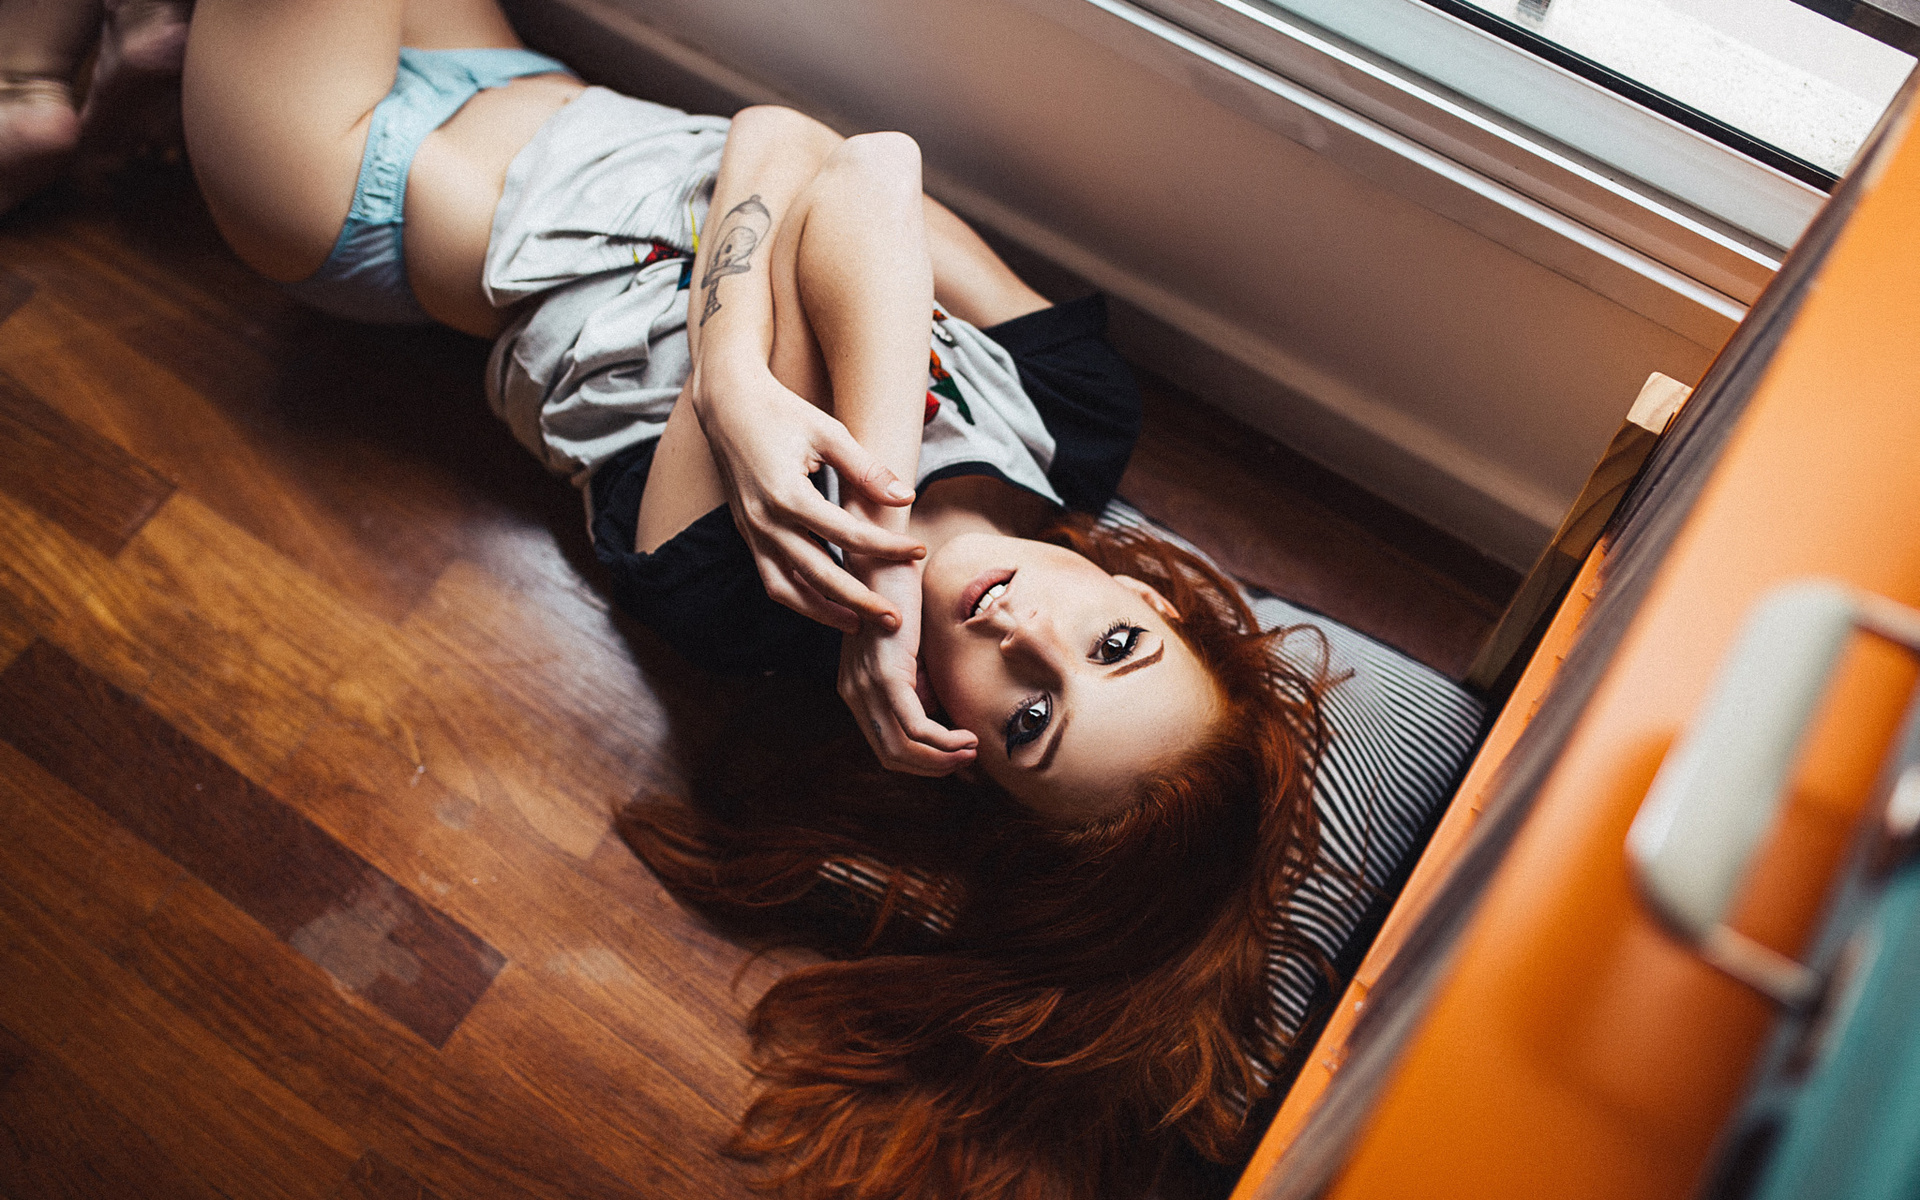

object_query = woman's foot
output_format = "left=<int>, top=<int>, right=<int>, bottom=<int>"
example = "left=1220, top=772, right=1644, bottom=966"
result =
left=0, top=76, right=81, bottom=218
left=78, top=0, right=191, bottom=165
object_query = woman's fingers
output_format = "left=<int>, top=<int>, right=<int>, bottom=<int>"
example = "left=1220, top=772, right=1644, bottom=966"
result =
left=812, top=416, right=914, bottom=508
left=887, top=680, right=978, bottom=753
left=793, top=490, right=923, bottom=561
left=868, top=719, right=974, bottom=776
left=753, top=524, right=897, bottom=630
left=747, top=531, right=862, bottom=631
left=735, top=481, right=916, bottom=627
left=842, top=675, right=960, bottom=776
left=871, top=681, right=976, bottom=775
left=835, top=631, right=973, bottom=776
left=760, top=568, right=860, bottom=633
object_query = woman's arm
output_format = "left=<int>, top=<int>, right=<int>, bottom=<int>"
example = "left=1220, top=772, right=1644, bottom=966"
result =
left=765, top=132, right=978, bottom=775
left=640, top=106, right=975, bottom=773
left=644, top=105, right=925, bottom=632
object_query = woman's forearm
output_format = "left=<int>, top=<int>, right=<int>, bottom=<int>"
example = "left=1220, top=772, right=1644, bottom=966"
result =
left=681, top=109, right=936, bottom=636
left=782, top=132, right=934, bottom=542
left=691, top=109, right=929, bottom=535
left=685, top=106, right=840, bottom=391
left=809, top=141, right=936, bottom=650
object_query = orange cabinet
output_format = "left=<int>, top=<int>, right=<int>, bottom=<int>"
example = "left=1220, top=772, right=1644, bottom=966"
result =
left=1234, top=84, right=1920, bottom=1200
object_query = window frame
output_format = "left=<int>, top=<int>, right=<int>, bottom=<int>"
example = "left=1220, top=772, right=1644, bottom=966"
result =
left=1014, top=0, right=1843, bottom=332
left=1141, top=0, right=1837, bottom=257
left=1415, top=0, right=1843, bottom=191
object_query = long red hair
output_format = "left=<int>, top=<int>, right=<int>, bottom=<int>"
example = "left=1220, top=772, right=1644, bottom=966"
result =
left=620, top=518, right=1331, bottom=1199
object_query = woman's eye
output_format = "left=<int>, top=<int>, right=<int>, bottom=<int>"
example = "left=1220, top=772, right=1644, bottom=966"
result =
left=1093, top=623, right=1145, bottom=665
left=1004, top=694, right=1052, bottom=752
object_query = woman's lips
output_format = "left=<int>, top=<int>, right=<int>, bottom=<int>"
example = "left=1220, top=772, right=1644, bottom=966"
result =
left=955, top=568, right=1015, bottom=623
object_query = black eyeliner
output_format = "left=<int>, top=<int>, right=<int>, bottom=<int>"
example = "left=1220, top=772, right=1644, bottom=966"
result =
left=1003, top=693, right=1050, bottom=755
left=1091, top=620, right=1146, bottom=665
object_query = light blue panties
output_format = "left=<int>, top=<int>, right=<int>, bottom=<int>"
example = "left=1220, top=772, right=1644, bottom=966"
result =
left=282, top=47, right=571, bottom=325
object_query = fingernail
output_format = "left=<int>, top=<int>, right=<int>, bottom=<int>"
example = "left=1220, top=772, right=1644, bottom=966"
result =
left=885, top=480, right=913, bottom=502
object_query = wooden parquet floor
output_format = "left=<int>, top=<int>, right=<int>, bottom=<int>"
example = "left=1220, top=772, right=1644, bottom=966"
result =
left=0, top=164, right=1506, bottom=1199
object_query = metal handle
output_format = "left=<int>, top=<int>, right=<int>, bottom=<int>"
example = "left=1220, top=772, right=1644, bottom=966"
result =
left=1626, top=580, right=1920, bottom=1007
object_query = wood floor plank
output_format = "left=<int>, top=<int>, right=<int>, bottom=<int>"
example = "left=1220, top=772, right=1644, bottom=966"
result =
left=127, top=868, right=746, bottom=1200
left=0, top=222, right=575, bottom=626
left=1121, top=388, right=1504, bottom=677
left=445, top=967, right=753, bottom=1198
left=0, top=1023, right=218, bottom=1200
left=48, top=493, right=384, bottom=781
left=0, top=734, right=679, bottom=1199
left=0, top=265, right=34, bottom=326
left=59, top=170, right=289, bottom=324
left=0, top=588, right=36, bottom=673
left=0, top=740, right=187, bottom=957
left=0, top=369, right=174, bottom=556
left=0, top=745, right=409, bottom=1128
left=0, top=1025, right=25, bottom=1092
left=331, top=1150, right=447, bottom=1200
left=329, top=552, right=679, bottom=861
left=0, top=478, right=109, bottom=641
left=0, top=642, right=505, bottom=1048
left=0, top=280, right=458, bottom=625
left=0, top=876, right=360, bottom=1200
left=272, top=713, right=784, bottom=1115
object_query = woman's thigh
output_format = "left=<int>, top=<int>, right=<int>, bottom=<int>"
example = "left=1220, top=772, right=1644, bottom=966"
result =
left=183, top=0, right=405, bottom=281
left=924, top=197, right=1050, bottom=329
left=399, top=0, right=521, bottom=50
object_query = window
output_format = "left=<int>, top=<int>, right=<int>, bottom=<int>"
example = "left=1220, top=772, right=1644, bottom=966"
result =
left=1110, top=0, right=1915, bottom=308
left=1426, top=0, right=1915, bottom=184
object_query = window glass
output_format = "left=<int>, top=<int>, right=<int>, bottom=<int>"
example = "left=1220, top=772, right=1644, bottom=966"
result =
left=1452, top=0, right=1914, bottom=177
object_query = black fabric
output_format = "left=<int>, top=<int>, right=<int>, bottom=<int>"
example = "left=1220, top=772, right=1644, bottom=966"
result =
left=982, top=293, right=1140, bottom=514
left=590, top=295, right=1140, bottom=681
left=590, top=438, right=845, bottom=680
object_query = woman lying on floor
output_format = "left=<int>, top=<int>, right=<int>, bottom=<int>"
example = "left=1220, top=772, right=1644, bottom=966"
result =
left=180, top=0, right=1332, bottom=1194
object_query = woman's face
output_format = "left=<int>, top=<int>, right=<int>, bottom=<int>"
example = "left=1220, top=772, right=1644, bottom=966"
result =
left=920, top=532, right=1222, bottom=824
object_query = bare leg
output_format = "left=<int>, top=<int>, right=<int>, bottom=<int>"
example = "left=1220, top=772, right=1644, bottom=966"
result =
left=0, top=0, right=99, bottom=216
left=182, top=0, right=518, bottom=279
left=398, top=0, right=520, bottom=49
left=922, top=196, right=1049, bottom=329
left=186, top=0, right=571, bottom=332
left=183, top=0, right=406, bottom=280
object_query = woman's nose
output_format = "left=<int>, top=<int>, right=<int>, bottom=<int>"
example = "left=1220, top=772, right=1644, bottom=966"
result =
left=997, top=605, right=1061, bottom=664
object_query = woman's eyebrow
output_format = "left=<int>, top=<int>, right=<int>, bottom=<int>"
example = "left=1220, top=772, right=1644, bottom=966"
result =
left=1110, top=641, right=1164, bottom=678
left=1034, top=638, right=1161, bottom=771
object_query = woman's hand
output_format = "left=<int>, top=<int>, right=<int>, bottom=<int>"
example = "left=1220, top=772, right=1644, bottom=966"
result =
left=838, top=559, right=978, bottom=775
left=691, top=359, right=925, bottom=632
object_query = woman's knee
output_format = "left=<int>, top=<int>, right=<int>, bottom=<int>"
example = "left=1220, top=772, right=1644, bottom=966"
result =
left=730, top=103, right=840, bottom=159
left=821, top=130, right=922, bottom=210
